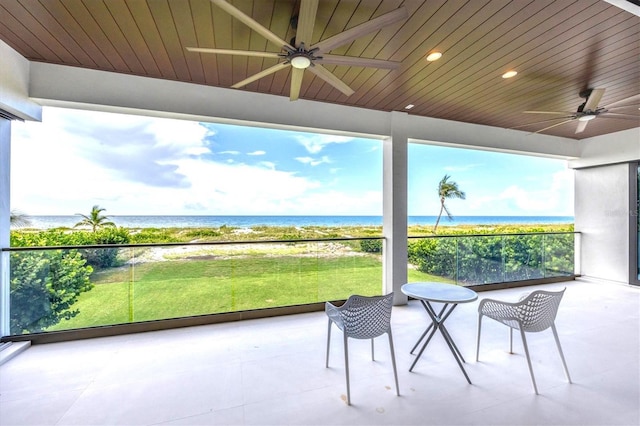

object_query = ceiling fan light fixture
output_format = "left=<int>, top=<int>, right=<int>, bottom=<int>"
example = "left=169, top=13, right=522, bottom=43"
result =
left=426, top=51, right=442, bottom=61
left=290, top=55, right=311, bottom=69
left=578, top=114, right=596, bottom=122
left=502, top=70, right=517, bottom=79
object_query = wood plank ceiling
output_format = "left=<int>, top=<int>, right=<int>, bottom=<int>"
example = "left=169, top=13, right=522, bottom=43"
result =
left=0, top=0, right=638, bottom=139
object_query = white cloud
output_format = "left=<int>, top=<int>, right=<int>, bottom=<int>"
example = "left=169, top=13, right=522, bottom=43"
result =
left=219, top=150, right=240, bottom=155
left=294, top=134, right=353, bottom=154
left=296, top=156, right=331, bottom=166
left=248, top=150, right=266, bottom=156
left=468, top=169, right=574, bottom=215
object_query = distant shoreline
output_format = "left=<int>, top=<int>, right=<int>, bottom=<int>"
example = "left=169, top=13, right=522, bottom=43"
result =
left=19, top=215, right=574, bottom=231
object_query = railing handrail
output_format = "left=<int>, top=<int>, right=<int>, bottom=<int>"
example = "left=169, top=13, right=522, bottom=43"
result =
left=2, top=231, right=579, bottom=252
left=409, top=231, right=578, bottom=239
left=2, top=236, right=384, bottom=252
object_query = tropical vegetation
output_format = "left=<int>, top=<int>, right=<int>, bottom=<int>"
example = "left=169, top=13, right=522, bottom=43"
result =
left=433, top=174, right=466, bottom=233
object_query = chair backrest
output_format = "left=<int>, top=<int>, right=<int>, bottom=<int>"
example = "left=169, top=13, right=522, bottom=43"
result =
left=517, top=288, right=565, bottom=332
left=338, top=293, right=394, bottom=339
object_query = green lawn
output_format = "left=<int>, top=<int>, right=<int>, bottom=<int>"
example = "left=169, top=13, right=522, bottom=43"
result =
left=48, top=253, right=444, bottom=331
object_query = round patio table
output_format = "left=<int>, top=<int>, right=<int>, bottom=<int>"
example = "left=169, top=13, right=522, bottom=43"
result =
left=401, top=282, right=478, bottom=383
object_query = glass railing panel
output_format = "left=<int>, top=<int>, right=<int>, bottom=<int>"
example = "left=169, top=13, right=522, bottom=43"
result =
left=408, top=232, right=577, bottom=287
left=7, top=238, right=384, bottom=335
left=407, top=237, right=457, bottom=283
left=456, top=235, right=504, bottom=285
left=542, top=233, right=575, bottom=278
left=502, top=234, right=544, bottom=281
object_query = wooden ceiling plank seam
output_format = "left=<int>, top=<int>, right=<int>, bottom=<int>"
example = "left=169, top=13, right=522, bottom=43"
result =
left=463, top=36, right=640, bottom=124
left=230, top=0, right=253, bottom=93
left=312, top=0, right=410, bottom=100
left=303, top=0, right=356, bottom=99
left=352, top=0, right=505, bottom=106
left=146, top=0, right=193, bottom=81
left=359, top=0, right=520, bottom=108
left=0, top=6, right=55, bottom=61
left=107, top=0, right=162, bottom=77
left=341, top=0, right=453, bottom=104
left=317, top=0, right=405, bottom=101
left=310, top=0, right=381, bottom=99
left=450, top=14, right=640, bottom=120
left=58, top=0, right=128, bottom=72
left=366, top=0, right=502, bottom=109
left=127, top=0, right=177, bottom=80
left=267, top=1, right=297, bottom=95
left=168, top=0, right=206, bottom=83
left=247, top=0, right=278, bottom=95
left=408, top=1, right=582, bottom=117
left=431, top=5, right=631, bottom=118
left=190, top=0, right=219, bottom=85
left=81, top=0, right=146, bottom=74
left=432, top=9, right=632, bottom=118
left=38, top=0, right=103, bottom=68
left=388, top=0, right=564, bottom=113
left=211, top=0, right=234, bottom=87
left=1, top=0, right=76, bottom=64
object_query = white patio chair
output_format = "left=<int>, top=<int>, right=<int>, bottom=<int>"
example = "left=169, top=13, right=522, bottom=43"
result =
left=476, top=288, right=572, bottom=394
left=325, top=293, right=400, bottom=405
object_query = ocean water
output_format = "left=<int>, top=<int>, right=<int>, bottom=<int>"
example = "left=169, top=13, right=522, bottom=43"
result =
left=23, top=215, right=574, bottom=229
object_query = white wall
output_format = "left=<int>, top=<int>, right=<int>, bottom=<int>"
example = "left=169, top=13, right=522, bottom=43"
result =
left=0, top=41, right=41, bottom=121
left=574, top=164, right=631, bottom=283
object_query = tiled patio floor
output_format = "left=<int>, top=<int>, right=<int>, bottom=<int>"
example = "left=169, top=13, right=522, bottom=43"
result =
left=1, top=279, right=638, bottom=425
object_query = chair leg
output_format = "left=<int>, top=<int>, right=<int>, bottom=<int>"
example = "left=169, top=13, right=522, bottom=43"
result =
left=519, top=329, right=539, bottom=394
left=343, top=333, right=351, bottom=405
left=371, top=338, right=375, bottom=361
left=388, top=330, right=400, bottom=396
left=551, top=323, right=572, bottom=383
left=326, top=319, right=332, bottom=368
left=476, top=313, right=483, bottom=361
left=509, top=328, right=514, bottom=354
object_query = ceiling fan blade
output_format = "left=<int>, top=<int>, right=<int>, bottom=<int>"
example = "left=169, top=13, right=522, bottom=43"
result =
left=597, top=113, right=640, bottom=121
left=575, top=120, right=589, bottom=134
left=186, top=47, right=280, bottom=58
left=605, top=94, right=640, bottom=109
left=231, top=62, right=290, bottom=89
left=290, top=68, right=304, bottom=101
left=532, top=118, right=575, bottom=134
left=306, top=64, right=355, bottom=96
left=295, top=0, right=319, bottom=47
left=510, top=116, right=574, bottom=129
left=312, top=7, right=408, bottom=53
left=524, top=110, right=575, bottom=115
left=318, top=54, right=400, bottom=69
left=211, top=0, right=293, bottom=50
left=584, top=88, right=605, bottom=110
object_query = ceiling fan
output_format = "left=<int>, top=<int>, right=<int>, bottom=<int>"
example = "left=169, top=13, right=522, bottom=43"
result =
left=187, top=0, right=408, bottom=101
left=514, top=88, right=640, bottom=135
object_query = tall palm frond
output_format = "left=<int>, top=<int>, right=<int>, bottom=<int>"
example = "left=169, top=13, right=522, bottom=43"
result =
left=10, top=209, right=32, bottom=228
left=74, top=205, right=116, bottom=232
left=433, top=174, right=466, bottom=233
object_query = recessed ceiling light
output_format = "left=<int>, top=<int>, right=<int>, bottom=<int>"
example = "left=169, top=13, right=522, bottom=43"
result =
left=502, top=70, right=518, bottom=79
left=405, top=104, right=415, bottom=110
left=426, top=52, right=442, bottom=62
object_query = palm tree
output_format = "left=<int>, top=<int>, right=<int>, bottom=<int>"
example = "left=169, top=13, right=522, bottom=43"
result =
left=74, top=205, right=116, bottom=232
left=9, top=209, right=31, bottom=228
left=433, top=174, right=466, bottom=233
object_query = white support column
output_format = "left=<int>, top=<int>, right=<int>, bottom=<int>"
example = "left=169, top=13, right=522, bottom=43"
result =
left=0, top=118, right=10, bottom=336
left=383, top=112, right=408, bottom=305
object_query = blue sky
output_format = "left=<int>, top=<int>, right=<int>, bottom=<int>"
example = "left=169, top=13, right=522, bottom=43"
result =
left=10, top=107, right=573, bottom=217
